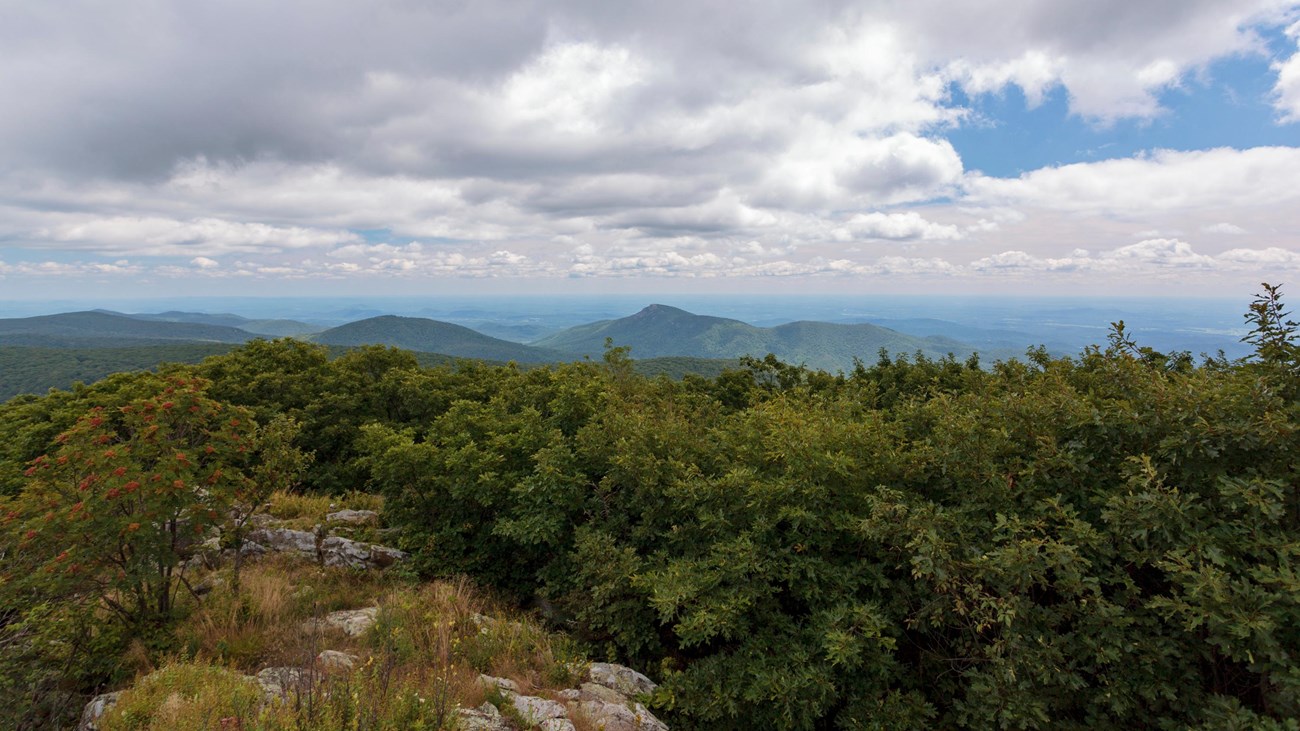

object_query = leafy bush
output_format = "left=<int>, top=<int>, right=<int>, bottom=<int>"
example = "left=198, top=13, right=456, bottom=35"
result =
left=368, top=287, right=1300, bottom=729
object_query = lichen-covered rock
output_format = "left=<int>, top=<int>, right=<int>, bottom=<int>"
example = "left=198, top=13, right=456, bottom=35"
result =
left=77, top=691, right=120, bottom=731
left=587, top=662, right=658, bottom=697
left=540, top=719, right=577, bottom=731
left=510, top=693, right=569, bottom=724
left=247, top=527, right=317, bottom=557
left=302, top=606, right=379, bottom=638
left=326, top=509, right=379, bottom=525
left=255, top=667, right=304, bottom=699
left=479, top=674, right=522, bottom=694
left=320, top=535, right=406, bottom=569
left=577, top=682, right=628, bottom=704
left=316, top=650, right=358, bottom=671
left=459, top=702, right=511, bottom=731
left=570, top=699, right=668, bottom=731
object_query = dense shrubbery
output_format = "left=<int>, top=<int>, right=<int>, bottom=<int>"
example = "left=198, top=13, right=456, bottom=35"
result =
left=1, top=286, right=1297, bottom=729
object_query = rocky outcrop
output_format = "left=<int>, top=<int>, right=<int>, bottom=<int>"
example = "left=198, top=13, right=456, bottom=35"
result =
left=326, top=509, right=379, bottom=525
left=243, top=526, right=406, bottom=570
left=587, top=661, right=659, bottom=697
left=256, top=667, right=304, bottom=699
left=319, top=534, right=406, bottom=569
left=478, top=665, right=667, bottom=731
left=76, top=691, right=121, bottom=731
left=302, top=605, right=379, bottom=637
left=459, top=702, right=511, bottom=731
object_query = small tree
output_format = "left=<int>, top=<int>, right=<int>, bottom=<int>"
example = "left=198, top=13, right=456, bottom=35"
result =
left=228, top=414, right=311, bottom=594
left=1, top=375, right=258, bottom=628
left=1243, top=282, right=1299, bottom=372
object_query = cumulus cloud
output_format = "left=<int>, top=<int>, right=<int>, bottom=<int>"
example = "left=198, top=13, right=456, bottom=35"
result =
left=1274, top=21, right=1300, bottom=121
left=32, top=216, right=362, bottom=256
left=964, top=147, right=1300, bottom=212
left=0, top=1, right=1297, bottom=295
left=835, top=212, right=963, bottom=241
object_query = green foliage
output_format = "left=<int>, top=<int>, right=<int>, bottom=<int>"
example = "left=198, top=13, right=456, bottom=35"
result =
left=2, top=375, right=260, bottom=627
left=366, top=286, right=1300, bottom=729
left=0, top=343, right=236, bottom=401
left=99, top=663, right=264, bottom=731
left=532, top=302, right=1017, bottom=371
left=2, top=287, right=1299, bottom=729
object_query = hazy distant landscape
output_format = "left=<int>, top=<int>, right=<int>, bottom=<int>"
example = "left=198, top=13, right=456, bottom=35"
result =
left=0, top=295, right=1251, bottom=401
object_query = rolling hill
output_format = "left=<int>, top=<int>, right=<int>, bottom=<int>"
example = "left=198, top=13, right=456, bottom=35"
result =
left=534, top=304, right=1004, bottom=371
left=311, top=315, right=570, bottom=363
left=0, top=311, right=256, bottom=347
left=119, top=311, right=322, bottom=337
left=0, top=343, right=239, bottom=401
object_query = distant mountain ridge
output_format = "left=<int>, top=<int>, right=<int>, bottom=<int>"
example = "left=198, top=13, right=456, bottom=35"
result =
left=0, top=311, right=256, bottom=347
left=115, top=310, right=321, bottom=337
left=533, top=304, right=1002, bottom=371
left=311, top=315, right=569, bottom=363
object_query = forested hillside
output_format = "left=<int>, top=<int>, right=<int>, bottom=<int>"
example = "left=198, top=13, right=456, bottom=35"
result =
left=1, top=288, right=1298, bottom=729
left=312, top=315, right=569, bottom=363
left=533, top=303, right=1017, bottom=369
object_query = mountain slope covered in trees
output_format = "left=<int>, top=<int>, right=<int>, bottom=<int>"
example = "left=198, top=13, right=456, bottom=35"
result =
left=533, top=303, right=1013, bottom=370
left=0, top=311, right=256, bottom=346
left=312, top=315, right=571, bottom=363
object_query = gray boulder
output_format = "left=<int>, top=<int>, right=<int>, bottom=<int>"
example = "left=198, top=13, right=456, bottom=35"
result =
left=247, top=528, right=317, bottom=558
left=587, top=662, right=659, bottom=697
left=459, top=702, right=511, bottom=731
left=76, top=691, right=120, bottom=731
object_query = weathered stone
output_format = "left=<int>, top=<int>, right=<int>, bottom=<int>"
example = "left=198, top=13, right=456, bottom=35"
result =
left=255, top=667, right=304, bottom=699
left=479, top=674, right=522, bottom=695
left=509, top=694, right=568, bottom=724
left=303, top=606, right=379, bottom=637
left=570, top=699, right=668, bottom=731
left=578, top=681, right=628, bottom=704
left=316, top=650, right=358, bottom=671
left=77, top=691, right=121, bottom=731
left=588, top=662, right=658, bottom=697
left=540, top=719, right=577, bottom=731
left=458, top=702, right=511, bottom=731
left=319, top=535, right=406, bottom=570
left=247, top=528, right=317, bottom=557
left=326, top=509, right=379, bottom=525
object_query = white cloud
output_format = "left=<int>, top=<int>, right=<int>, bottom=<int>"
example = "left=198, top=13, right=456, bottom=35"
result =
left=836, top=212, right=963, bottom=241
left=1203, top=222, right=1249, bottom=234
left=1217, top=246, right=1300, bottom=265
left=34, top=216, right=361, bottom=256
left=946, top=51, right=1064, bottom=106
left=1274, top=21, right=1300, bottom=121
left=964, top=147, right=1300, bottom=213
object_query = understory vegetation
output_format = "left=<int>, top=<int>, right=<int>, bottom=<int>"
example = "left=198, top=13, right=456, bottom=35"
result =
left=2, top=285, right=1298, bottom=729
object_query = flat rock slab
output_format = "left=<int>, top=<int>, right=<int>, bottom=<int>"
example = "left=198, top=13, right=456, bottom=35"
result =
left=326, top=509, right=379, bottom=525
left=588, top=662, right=659, bottom=697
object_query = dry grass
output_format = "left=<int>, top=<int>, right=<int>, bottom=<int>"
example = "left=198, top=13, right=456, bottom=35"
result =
left=175, top=555, right=393, bottom=670
left=265, top=490, right=383, bottom=522
left=131, top=552, right=588, bottom=729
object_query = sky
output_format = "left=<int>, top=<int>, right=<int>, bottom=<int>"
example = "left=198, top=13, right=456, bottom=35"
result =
left=1, top=0, right=1299, bottom=300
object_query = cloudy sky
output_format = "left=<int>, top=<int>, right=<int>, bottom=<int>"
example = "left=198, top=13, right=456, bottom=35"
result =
left=2, top=0, right=1299, bottom=299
